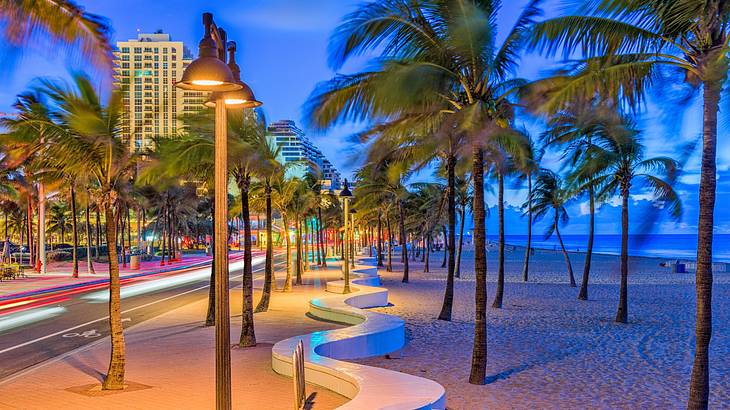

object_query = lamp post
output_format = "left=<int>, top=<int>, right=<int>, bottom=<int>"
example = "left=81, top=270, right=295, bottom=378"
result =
left=350, top=208, right=357, bottom=268
left=175, top=12, right=260, bottom=410
left=339, top=179, right=352, bottom=293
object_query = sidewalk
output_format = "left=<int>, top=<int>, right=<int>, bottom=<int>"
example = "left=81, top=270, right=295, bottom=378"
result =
left=0, top=252, right=247, bottom=300
left=0, top=263, right=350, bottom=409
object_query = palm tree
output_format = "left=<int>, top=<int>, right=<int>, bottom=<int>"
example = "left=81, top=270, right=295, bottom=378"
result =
left=37, top=73, right=136, bottom=390
left=454, top=174, right=471, bottom=278
left=271, top=174, right=300, bottom=292
left=306, top=0, right=542, bottom=384
left=0, top=0, right=113, bottom=69
left=518, top=135, right=541, bottom=282
left=528, top=3, right=729, bottom=405
left=538, top=102, right=617, bottom=299
left=529, top=169, right=576, bottom=287
left=488, top=131, right=532, bottom=309
left=47, top=201, right=71, bottom=245
left=575, top=118, right=681, bottom=324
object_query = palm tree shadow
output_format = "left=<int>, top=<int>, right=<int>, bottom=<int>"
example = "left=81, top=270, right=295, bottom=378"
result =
left=484, top=344, right=585, bottom=385
left=64, top=353, right=105, bottom=382
left=303, top=392, right=319, bottom=409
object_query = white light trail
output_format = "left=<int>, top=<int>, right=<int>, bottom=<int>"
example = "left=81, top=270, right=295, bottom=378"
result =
left=82, top=258, right=259, bottom=302
left=0, top=307, right=67, bottom=334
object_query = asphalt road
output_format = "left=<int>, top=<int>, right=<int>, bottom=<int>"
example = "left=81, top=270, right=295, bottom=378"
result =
left=0, top=254, right=282, bottom=382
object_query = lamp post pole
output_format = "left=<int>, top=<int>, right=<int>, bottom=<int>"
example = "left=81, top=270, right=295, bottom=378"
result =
left=213, top=95, right=231, bottom=409
left=350, top=211, right=356, bottom=268
left=342, top=197, right=350, bottom=293
left=176, top=12, right=260, bottom=410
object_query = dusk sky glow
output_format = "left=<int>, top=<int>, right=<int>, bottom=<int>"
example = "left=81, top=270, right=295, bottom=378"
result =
left=1, top=0, right=728, bottom=235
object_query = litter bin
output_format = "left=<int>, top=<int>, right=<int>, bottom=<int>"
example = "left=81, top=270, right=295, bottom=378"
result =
left=672, top=261, right=686, bottom=273
left=130, top=254, right=140, bottom=270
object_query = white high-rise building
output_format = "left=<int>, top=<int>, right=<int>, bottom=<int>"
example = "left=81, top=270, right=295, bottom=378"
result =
left=113, top=31, right=207, bottom=152
left=267, top=120, right=342, bottom=190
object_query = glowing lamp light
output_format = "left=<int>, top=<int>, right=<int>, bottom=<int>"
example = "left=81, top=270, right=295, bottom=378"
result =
left=192, top=80, right=225, bottom=86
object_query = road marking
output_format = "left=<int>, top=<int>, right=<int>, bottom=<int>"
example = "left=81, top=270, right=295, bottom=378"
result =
left=62, top=329, right=102, bottom=339
left=0, top=259, right=280, bottom=356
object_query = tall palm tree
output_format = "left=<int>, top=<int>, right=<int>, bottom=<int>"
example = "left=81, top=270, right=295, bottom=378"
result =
left=529, top=169, right=576, bottom=287
left=575, top=118, right=681, bottom=324
left=38, top=73, right=136, bottom=390
left=306, top=0, right=542, bottom=384
left=518, top=135, right=541, bottom=282
left=528, top=3, right=730, bottom=405
left=537, top=102, right=619, bottom=299
left=271, top=174, right=300, bottom=292
left=489, top=130, right=532, bottom=309
left=454, top=174, right=471, bottom=278
left=0, top=0, right=113, bottom=69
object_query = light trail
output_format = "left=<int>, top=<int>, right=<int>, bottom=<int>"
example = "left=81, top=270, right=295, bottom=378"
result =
left=0, top=307, right=67, bottom=333
left=81, top=257, right=261, bottom=302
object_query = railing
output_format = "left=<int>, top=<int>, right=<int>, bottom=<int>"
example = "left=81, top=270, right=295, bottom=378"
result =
left=292, top=340, right=306, bottom=409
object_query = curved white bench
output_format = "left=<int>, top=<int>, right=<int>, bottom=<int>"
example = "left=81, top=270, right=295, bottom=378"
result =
left=271, top=259, right=446, bottom=409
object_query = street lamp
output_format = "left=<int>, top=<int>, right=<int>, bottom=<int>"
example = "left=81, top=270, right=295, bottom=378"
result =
left=350, top=208, right=357, bottom=268
left=175, top=12, right=260, bottom=410
left=339, top=179, right=352, bottom=293
left=204, top=41, right=262, bottom=109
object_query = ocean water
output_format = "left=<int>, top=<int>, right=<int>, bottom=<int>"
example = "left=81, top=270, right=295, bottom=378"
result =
left=481, top=234, right=730, bottom=262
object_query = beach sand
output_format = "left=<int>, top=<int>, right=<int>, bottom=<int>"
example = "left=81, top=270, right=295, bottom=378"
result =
left=354, top=245, right=730, bottom=409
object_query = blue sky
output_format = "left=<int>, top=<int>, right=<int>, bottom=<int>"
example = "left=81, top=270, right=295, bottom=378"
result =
left=1, top=0, right=728, bottom=235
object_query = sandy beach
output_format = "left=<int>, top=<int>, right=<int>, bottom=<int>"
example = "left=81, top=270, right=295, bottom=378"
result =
left=354, top=245, right=730, bottom=409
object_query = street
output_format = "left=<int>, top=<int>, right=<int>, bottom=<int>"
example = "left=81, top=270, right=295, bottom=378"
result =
left=0, top=253, right=280, bottom=382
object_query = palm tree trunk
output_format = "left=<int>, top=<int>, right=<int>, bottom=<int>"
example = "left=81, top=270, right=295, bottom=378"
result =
left=421, top=236, right=426, bottom=262
left=160, top=209, right=167, bottom=266
left=256, top=184, right=275, bottom=312
left=555, top=212, right=575, bottom=287
left=304, top=218, right=310, bottom=270
left=85, top=202, right=95, bottom=274
left=615, top=188, right=630, bottom=324
left=386, top=214, right=393, bottom=272
left=239, top=175, right=256, bottom=347
left=439, top=151, right=457, bottom=320
left=119, top=211, right=126, bottom=268
left=368, top=226, right=373, bottom=257
left=70, top=186, right=79, bottom=278
left=377, top=211, right=384, bottom=267
left=206, top=202, right=216, bottom=326
left=399, top=200, right=408, bottom=283
left=522, top=173, right=532, bottom=282
left=95, top=207, right=101, bottom=258
left=102, top=206, right=125, bottom=390
left=423, top=233, right=432, bottom=273
left=318, top=207, right=327, bottom=267
left=314, top=217, right=322, bottom=265
left=441, top=225, right=448, bottom=268
left=295, top=216, right=303, bottom=285
left=492, top=172, right=505, bottom=308
left=456, top=205, right=466, bottom=278
left=167, top=209, right=173, bottom=262
left=126, top=208, right=132, bottom=259
left=578, top=185, right=595, bottom=300
left=469, top=147, right=487, bottom=385
left=688, top=76, right=722, bottom=410
left=283, top=214, right=293, bottom=291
